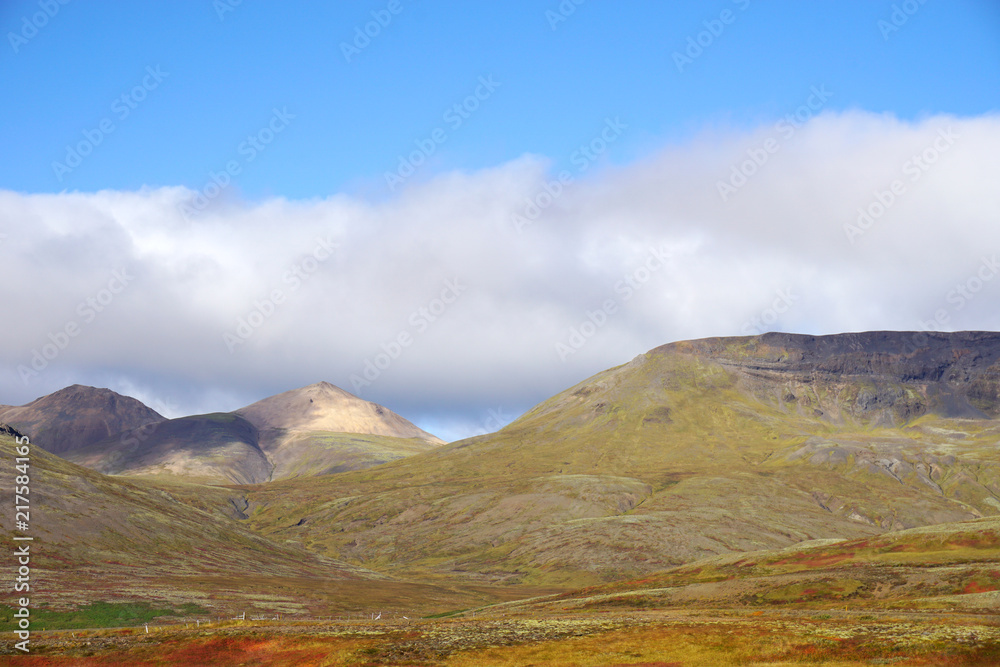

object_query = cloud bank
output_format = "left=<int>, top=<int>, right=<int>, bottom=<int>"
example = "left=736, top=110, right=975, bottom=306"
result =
left=2, top=111, right=998, bottom=440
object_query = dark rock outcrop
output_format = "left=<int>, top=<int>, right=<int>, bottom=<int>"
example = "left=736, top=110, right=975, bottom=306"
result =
left=661, top=331, right=1000, bottom=423
left=0, top=422, right=26, bottom=440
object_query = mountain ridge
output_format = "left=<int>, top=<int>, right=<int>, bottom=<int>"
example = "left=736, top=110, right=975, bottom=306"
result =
left=66, top=412, right=271, bottom=484
left=6, top=381, right=444, bottom=484
left=658, top=330, right=1000, bottom=423
left=0, top=384, right=165, bottom=454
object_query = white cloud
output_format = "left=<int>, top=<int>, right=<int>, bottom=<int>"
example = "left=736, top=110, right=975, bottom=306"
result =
left=2, top=111, right=998, bottom=439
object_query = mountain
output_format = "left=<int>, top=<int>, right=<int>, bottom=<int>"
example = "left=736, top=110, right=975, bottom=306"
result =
left=56, top=381, right=443, bottom=484
left=236, top=381, right=442, bottom=442
left=245, top=331, right=1000, bottom=587
left=0, top=384, right=165, bottom=454
left=66, top=412, right=271, bottom=484
left=234, top=381, right=444, bottom=480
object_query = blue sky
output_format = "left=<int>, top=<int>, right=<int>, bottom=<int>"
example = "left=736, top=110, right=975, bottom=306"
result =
left=3, top=0, right=998, bottom=199
left=2, top=1, right=1000, bottom=440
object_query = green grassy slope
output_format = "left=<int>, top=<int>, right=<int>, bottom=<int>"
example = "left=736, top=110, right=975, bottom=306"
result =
left=0, top=433, right=501, bottom=618
left=501, top=514, right=1000, bottom=613
left=267, top=431, right=444, bottom=479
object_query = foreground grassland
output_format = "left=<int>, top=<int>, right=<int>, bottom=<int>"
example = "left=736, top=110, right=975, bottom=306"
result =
left=0, top=602, right=207, bottom=632
left=2, top=611, right=998, bottom=666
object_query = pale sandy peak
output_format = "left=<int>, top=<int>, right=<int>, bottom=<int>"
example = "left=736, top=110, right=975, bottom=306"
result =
left=235, top=381, right=444, bottom=444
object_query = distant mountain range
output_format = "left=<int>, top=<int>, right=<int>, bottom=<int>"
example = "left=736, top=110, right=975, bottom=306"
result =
left=0, top=381, right=442, bottom=484
left=2, top=330, right=998, bottom=617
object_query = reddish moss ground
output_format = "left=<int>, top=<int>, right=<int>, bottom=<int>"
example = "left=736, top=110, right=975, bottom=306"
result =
left=3, top=611, right=999, bottom=667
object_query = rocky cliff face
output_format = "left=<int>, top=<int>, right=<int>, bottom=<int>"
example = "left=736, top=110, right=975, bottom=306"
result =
left=0, top=423, right=25, bottom=440
left=661, top=331, right=1000, bottom=424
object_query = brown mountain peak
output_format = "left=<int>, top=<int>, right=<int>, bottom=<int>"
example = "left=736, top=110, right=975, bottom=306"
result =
left=0, top=385, right=165, bottom=454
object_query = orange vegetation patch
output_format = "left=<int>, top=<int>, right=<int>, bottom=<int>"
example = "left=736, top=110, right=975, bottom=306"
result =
left=958, top=568, right=1000, bottom=595
left=168, top=636, right=323, bottom=665
left=887, top=533, right=1000, bottom=554
left=963, top=581, right=997, bottom=594
left=10, top=615, right=1000, bottom=666
left=4, top=635, right=355, bottom=667
left=770, top=550, right=854, bottom=569
left=948, top=532, right=1000, bottom=549
left=443, top=618, right=1000, bottom=666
